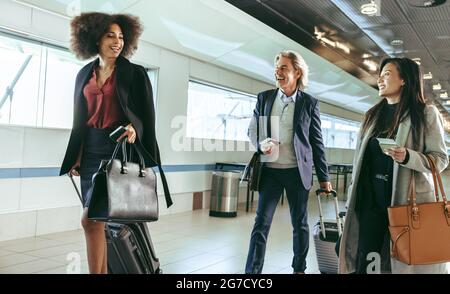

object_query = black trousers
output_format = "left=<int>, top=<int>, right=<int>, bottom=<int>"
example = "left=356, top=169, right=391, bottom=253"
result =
left=245, top=167, right=310, bottom=274
left=355, top=204, right=390, bottom=274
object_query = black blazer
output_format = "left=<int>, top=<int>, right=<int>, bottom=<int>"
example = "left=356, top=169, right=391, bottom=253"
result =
left=60, top=55, right=172, bottom=208
left=253, top=89, right=330, bottom=190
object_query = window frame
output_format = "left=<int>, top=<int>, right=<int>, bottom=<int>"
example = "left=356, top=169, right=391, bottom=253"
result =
left=0, top=30, right=159, bottom=130
left=186, top=79, right=257, bottom=142
left=320, top=113, right=361, bottom=150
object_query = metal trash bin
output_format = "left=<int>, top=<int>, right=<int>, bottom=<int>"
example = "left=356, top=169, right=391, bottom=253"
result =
left=209, top=170, right=241, bottom=217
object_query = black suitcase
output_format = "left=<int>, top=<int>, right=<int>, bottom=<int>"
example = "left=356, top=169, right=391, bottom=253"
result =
left=68, top=174, right=161, bottom=274
left=106, top=222, right=161, bottom=274
left=312, top=189, right=344, bottom=274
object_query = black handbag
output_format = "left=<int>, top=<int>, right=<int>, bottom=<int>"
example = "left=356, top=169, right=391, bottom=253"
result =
left=88, top=140, right=159, bottom=222
left=243, top=94, right=266, bottom=192
left=243, top=152, right=262, bottom=192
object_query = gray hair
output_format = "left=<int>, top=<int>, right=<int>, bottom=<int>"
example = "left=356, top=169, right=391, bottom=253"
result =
left=274, top=50, right=309, bottom=91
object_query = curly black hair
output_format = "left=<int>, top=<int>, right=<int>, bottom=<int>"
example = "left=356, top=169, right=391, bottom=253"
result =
left=70, top=12, right=143, bottom=60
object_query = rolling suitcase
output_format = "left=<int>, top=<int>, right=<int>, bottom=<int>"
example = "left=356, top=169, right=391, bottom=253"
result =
left=106, top=222, right=161, bottom=274
left=68, top=174, right=162, bottom=274
left=313, top=189, right=344, bottom=274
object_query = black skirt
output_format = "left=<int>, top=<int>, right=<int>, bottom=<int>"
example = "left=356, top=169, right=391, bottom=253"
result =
left=79, top=127, right=118, bottom=208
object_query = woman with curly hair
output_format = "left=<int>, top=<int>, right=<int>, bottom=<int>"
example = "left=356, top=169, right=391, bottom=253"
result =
left=60, top=12, right=172, bottom=274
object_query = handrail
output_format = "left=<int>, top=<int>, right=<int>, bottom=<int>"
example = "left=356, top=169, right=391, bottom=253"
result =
left=0, top=55, right=33, bottom=111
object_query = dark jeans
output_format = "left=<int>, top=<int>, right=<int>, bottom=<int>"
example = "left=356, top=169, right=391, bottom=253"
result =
left=245, top=167, right=310, bottom=274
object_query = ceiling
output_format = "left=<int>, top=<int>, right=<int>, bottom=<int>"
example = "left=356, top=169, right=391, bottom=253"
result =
left=225, top=0, right=450, bottom=133
left=11, top=0, right=380, bottom=115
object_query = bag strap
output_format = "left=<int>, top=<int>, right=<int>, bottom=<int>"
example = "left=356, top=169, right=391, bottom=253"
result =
left=426, top=155, right=450, bottom=220
left=155, top=146, right=173, bottom=208
left=407, top=170, right=417, bottom=205
left=425, top=155, right=440, bottom=202
left=425, top=155, right=448, bottom=203
left=135, top=143, right=173, bottom=208
left=111, top=139, right=173, bottom=208
left=256, top=92, right=268, bottom=151
left=111, top=139, right=146, bottom=175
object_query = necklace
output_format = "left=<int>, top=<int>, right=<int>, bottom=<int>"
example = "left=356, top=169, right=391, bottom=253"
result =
left=97, top=65, right=115, bottom=75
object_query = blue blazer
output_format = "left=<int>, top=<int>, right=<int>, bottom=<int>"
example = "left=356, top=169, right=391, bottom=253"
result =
left=250, top=89, right=330, bottom=190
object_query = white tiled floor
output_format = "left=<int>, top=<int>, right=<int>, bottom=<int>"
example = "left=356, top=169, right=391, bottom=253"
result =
left=0, top=169, right=448, bottom=274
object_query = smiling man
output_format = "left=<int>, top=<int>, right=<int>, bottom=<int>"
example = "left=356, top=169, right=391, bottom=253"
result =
left=245, top=50, right=332, bottom=274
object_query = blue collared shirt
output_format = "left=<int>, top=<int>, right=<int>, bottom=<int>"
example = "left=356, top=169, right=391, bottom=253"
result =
left=278, top=89, right=298, bottom=104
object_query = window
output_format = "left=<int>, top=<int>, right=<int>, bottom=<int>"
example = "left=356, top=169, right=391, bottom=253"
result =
left=147, top=68, right=158, bottom=103
left=0, top=32, right=158, bottom=129
left=0, top=35, right=42, bottom=126
left=187, top=80, right=257, bottom=141
left=43, top=48, right=85, bottom=128
left=320, top=113, right=360, bottom=149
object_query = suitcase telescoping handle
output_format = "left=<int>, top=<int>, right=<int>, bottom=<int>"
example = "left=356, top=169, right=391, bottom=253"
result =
left=67, top=173, right=83, bottom=205
left=315, top=189, right=342, bottom=239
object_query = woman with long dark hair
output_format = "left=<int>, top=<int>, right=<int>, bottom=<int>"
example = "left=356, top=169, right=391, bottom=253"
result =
left=60, top=13, right=171, bottom=274
left=338, top=57, right=448, bottom=274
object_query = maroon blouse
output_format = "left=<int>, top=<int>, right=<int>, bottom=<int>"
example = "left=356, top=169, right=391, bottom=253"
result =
left=83, top=68, right=126, bottom=129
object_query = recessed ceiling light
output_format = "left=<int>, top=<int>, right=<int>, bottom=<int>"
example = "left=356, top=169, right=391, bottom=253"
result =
left=361, top=1, right=378, bottom=16
left=362, top=53, right=372, bottom=59
left=423, top=72, right=433, bottom=79
left=319, top=37, right=336, bottom=47
left=441, top=92, right=448, bottom=99
left=335, top=42, right=351, bottom=54
left=363, top=60, right=378, bottom=72
left=433, top=83, right=442, bottom=91
left=390, top=39, right=404, bottom=46
left=412, top=58, right=421, bottom=65
left=408, top=0, right=447, bottom=8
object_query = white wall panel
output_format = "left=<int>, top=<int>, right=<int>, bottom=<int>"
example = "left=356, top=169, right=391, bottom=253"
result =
left=30, top=8, right=70, bottom=45
left=0, top=126, right=24, bottom=168
left=20, top=177, right=79, bottom=210
left=0, top=0, right=32, bottom=33
left=22, top=128, right=69, bottom=167
left=0, top=179, right=21, bottom=213
left=35, top=206, right=81, bottom=235
left=0, top=210, right=36, bottom=241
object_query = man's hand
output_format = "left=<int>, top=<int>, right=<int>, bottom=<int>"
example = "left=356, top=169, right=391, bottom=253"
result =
left=260, top=138, right=279, bottom=155
left=319, top=181, right=332, bottom=193
left=262, top=148, right=273, bottom=155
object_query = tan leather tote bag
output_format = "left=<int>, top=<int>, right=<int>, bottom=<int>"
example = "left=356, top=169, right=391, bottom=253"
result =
left=388, top=154, right=450, bottom=265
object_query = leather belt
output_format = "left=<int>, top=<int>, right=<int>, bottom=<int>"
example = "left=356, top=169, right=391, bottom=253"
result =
left=374, top=174, right=389, bottom=181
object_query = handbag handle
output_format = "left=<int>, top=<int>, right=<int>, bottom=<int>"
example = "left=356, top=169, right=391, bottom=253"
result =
left=425, top=155, right=448, bottom=205
left=407, top=154, right=450, bottom=226
left=111, top=138, right=147, bottom=177
left=426, top=155, right=450, bottom=222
